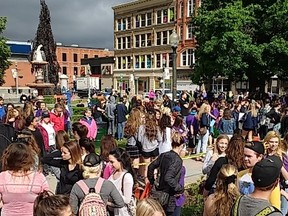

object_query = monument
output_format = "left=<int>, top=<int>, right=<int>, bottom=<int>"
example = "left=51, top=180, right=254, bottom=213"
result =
left=26, top=44, right=54, bottom=98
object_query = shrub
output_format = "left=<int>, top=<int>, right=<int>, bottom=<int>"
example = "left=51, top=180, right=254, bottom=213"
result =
left=181, top=179, right=204, bottom=216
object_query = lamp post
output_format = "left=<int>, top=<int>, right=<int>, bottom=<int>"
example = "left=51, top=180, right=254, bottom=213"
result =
left=169, top=29, right=179, bottom=102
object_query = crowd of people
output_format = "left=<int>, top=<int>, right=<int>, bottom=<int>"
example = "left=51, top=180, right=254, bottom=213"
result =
left=0, top=88, right=288, bottom=215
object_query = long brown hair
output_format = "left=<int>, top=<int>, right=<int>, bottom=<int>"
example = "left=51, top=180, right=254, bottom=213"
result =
left=34, top=191, right=70, bottom=216
left=14, top=106, right=25, bottom=130
left=100, top=135, right=117, bottom=162
left=2, top=143, right=35, bottom=172
left=23, top=101, right=34, bottom=119
left=212, top=164, right=239, bottom=216
left=226, top=135, right=245, bottom=170
left=144, top=111, right=158, bottom=142
left=124, top=108, right=142, bottom=137
left=62, top=141, right=82, bottom=165
left=55, top=130, right=69, bottom=150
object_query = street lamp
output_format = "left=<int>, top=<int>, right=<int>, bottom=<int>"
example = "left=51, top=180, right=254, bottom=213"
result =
left=169, top=29, right=179, bottom=102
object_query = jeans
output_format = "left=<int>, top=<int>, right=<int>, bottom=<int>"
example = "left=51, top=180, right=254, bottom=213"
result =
left=196, top=130, right=209, bottom=154
left=281, top=187, right=288, bottom=215
left=173, top=206, right=181, bottom=216
left=117, top=121, right=126, bottom=139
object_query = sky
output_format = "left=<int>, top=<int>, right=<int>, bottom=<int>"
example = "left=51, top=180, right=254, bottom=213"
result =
left=0, top=0, right=132, bottom=50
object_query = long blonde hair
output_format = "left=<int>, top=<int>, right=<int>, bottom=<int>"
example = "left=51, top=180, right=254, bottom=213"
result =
left=136, top=198, right=165, bottom=216
left=212, top=164, right=239, bottom=216
left=248, top=102, right=258, bottom=117
left=197, top=103, right=210, bottom=120
left=263, top=131, right=284, bottom=158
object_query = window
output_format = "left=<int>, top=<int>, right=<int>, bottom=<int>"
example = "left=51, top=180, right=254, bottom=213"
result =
left=135, top=35, right=140, bottom=47
left=156, top=32, right=161, bottom=45
left=136, top=15, right=140, bottom=28
left=162, top=53, right=167, bottom=66
left=163, top=31, right=168, bottom=44
left=127, top=57, right=131, bottom=69
left=117, top=38, right=121, bottom=49
left=73, top=53, right=77, bottom=62
left=84, top=54, right=88, bottom=58
left=147, top=33, right=152, bottom=46
left=157, top=11, right=162, bottom=24
left=117, top=57, right=121, bottom=69
left=163, top=9, right=168, bottom=23
left=122, top=57, right=126, bottom=69
left=188, top=0, right=194, bottom=17
left=169, top=53, right=173, bottom=67
left=169, top=8, right=175, bottom=22
left=74, top=67, right=78, bottom=75
left=123, top=19, right=126, bottom=30
left=187, top=23, right=193, bottom=39
left=135, top=55, right=139, bottom=68
left=156, top=54, right=161, bottom=68
left=62, top=53, right=67, bottom=61
left=181, top=49, right=194, bottom=66
left=147, top=55, right=151, bottom=68
left=127, top=17, right=131, bottom=29
left=127, top=36, right=131, bottom=49
left=94, top=55, right=98, bottom=58
left=62, top=66, right=67, bottom=75
left=117, top=19, right=121, bottom=31
left=147, top=13, right=152, bottom=25
left=141, top=34, right=145, bottom=47
left=140, top=55, right=145, bottom=68
left=141, top=14, right=145, bottom=27
left=123, top=37, right=126, bottom=49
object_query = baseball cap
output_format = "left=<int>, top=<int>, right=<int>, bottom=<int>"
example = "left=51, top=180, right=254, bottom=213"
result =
left=252, top=155, right=282, bottom=188
left=83, top=153, right=101, bottom=167
left=41, top=111, right=50, bottom=118
left=245, top=141, right=265, bottom=155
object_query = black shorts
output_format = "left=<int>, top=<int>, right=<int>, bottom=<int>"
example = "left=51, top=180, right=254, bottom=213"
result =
left=141, top=148, right=159, bottom=158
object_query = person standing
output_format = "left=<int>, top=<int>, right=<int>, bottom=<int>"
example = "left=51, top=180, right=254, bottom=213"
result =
left=105, top=96, right=116, bottom=136
left=50, top=103, right=65, bottom=133
left=79, top=108, right=97, bottom=141
left=116, top=97, right=128, bottom=141
left=231, top=156, right=283, bottom=216
left=0, top=96, right=6, bottom=123
left=179, top=92, right=189, bottom=122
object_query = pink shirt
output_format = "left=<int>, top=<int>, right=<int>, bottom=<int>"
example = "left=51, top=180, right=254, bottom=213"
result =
left=0, top=171, right=49, bottom=216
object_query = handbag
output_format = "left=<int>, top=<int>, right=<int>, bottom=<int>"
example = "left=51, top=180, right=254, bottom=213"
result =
left=150, top=187, right=170, bottom=206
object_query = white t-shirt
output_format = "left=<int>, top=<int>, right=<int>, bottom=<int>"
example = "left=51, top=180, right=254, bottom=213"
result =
left=108, top=171, right=134, bottom=216
left=41, top=122, right=56, bottom=146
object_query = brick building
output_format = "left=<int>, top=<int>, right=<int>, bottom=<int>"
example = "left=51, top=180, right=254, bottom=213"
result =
left=2, top=41, right=113, bottom=97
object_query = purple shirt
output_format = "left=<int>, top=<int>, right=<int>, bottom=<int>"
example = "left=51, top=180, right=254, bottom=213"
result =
left=175, top=166, right=186, bottom=207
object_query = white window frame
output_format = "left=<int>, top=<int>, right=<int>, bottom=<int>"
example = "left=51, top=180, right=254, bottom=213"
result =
left=187, top=0, right=194, bottom=17
left=187, top=23, right=193, bottom=39
left=181, top=49, right=195, bottom=66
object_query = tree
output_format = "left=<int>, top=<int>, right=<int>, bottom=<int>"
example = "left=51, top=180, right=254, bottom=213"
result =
left=192, top=0, right=288, bottom=91
left=31, top=0, right=60, bottom=85
left=0, top=17, right=11, bottom=86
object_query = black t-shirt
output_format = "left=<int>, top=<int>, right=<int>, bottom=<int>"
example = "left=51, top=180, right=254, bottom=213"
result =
left=30, top=128, right=45, bottom=157
left=179, top=98, right=189, bottom=116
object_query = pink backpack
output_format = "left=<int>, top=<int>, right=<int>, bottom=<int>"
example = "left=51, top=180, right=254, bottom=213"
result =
left=77, top=178, right=107, bottom=216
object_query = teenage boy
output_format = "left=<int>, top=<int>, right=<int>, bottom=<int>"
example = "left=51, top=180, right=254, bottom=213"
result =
left=231, top=155, right=283, bottom=216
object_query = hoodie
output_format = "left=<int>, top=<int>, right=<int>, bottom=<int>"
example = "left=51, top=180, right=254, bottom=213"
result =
left=105, top=96, right=116, bottom=120
left=49, top=109, right=65, bottom=132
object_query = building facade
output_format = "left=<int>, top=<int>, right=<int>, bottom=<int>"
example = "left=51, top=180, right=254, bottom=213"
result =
left=2, top=41, right=113, bottom=97
left=112, top=0, right=200, bottom=95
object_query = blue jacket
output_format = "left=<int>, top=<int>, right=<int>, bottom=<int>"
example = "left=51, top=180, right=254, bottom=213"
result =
left=116, top=103, right=128, bottom=123
left=219, top=119, right=236, bottom=135
left=0, top=106, right=6, bottom=122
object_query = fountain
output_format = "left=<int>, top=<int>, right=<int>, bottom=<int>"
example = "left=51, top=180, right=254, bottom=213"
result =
left=26, top=44, right=54, bottom=99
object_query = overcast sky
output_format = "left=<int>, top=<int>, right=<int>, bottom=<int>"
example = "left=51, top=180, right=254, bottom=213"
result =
left=0, top=0, right=131, bottom=50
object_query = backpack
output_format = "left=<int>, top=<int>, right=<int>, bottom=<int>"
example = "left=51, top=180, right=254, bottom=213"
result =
left=230, top=195, right=281, bottom=216
left=77, top=178, right=107, bottom=216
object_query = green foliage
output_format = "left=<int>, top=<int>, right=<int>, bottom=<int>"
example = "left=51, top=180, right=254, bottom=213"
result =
left=0, top=17, right=11, bottom=86
left=181, top=179, right=204, bottom=216
left=192, top=0, right=288, bottom=90
left=43, top=95, right=55, bottom=104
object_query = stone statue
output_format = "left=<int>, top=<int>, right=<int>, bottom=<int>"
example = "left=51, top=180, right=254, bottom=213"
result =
left=33, top=44, right=46, bottom=62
